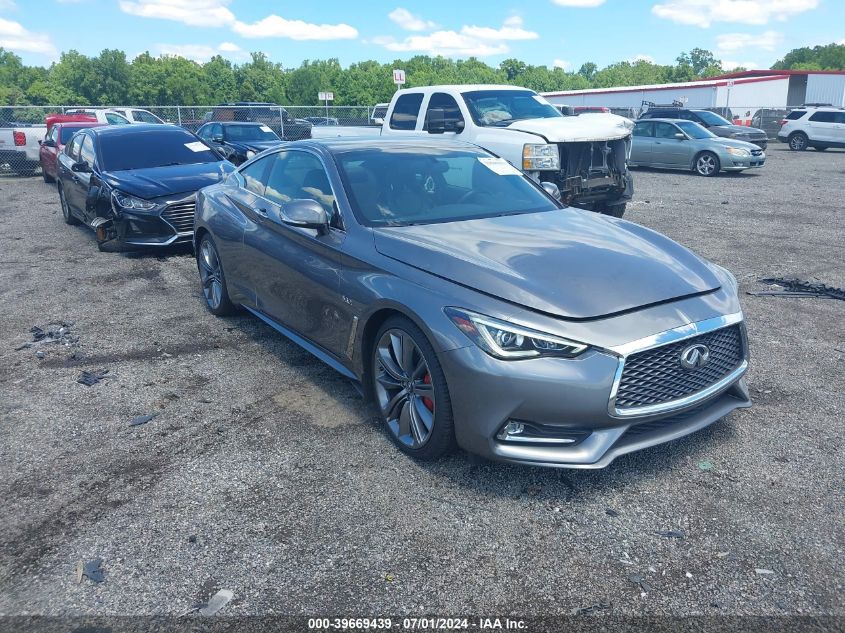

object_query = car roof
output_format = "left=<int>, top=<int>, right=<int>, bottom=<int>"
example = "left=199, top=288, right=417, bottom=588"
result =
left=89, top=123, right=188, bottom=137
left=284, top=137, right=490, bottom=154
left=58, top=122, right=106, bottom=129
left=398, top=84, right=534, bottom=94
left=213, top=121, right=266, bottom=126
left=635, top=118, right=681, bottom=123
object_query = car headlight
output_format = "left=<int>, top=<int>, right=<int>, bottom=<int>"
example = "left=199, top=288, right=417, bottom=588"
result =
left=522, top=144, right=560, bottom=171
left=445, top=308, right=588, bottom=360
left=726, top=147, right=751, bottom=157
left=111, top=190, right=158, bottom=212
left=245, top=150, right=256, bottom=159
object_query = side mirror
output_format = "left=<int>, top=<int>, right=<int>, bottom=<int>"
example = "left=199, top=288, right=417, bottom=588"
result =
left=71, top=160, right=90, bottom=173
left=281, top=199, right=329, bottom=234
left=372, top=117, right=384, bottom=126
left=674, top=132, right=686, bottom=140
left=427, top=108, right=464, bottom=134
left=540, top=181, right=561, bottom=201
left=43, top=138, right=56, bottom=148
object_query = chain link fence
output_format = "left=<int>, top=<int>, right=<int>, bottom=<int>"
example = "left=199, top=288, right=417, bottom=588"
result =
left=1, top=104, right=799, bottom=177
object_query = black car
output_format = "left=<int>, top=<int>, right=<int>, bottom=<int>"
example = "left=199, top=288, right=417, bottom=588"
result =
left=639, top=108, right=768, bottom=149
left=56, top=124, right=235, bottom=251
left=209, top=102, right=312, bottom=141
left=197, top=122, right=284, bottom=165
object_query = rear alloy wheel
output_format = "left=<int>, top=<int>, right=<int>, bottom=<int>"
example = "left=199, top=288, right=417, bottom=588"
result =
left=694, top=152, right=720, bottom=177
left=59, top=185, right=79, bottom=225
left=372, top=317, right=455, bottom=460
left=593, top=201, right=626, bottom=218
left=788, top=132, right=808, bottom=151
left=197, top=235, right=236, bottom=316
left=42, top=168, right=55, bottom=184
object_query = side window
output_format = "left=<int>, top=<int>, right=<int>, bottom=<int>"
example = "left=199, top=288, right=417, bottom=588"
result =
left=66, top=133, right=83, bottom=160
left=633, top=121, right=654, bottom=137
left=655, top=122, right=679, bottom=139
left=211, top=123, right=222, bottom=139
left=424, top=92, right=464, bottom=132
left=785, top=110, right=806, bottom=120
left=264, top=151, right=339, bottom=227
left=834, top=112, right=845, bottom=124
left=106, top=113, right=128, bottom=125
left=389, top=93, right=424, bottom=131
left=49, top=126, right=59, bottom=142
left=677, top=112, right=697, bottom=121
left=133, top=110, right=160, bottom=123
left=197, top=125, right=210, bottom=140
left=240, top=155, right=273, bottom=195
left=809, top=111, right=835, bottom=123
left=79, top=135, right=95, bottom=166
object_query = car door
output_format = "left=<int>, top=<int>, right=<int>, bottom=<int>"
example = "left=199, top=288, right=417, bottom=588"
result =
left=40, top=125, right=59, bottom=177
left=832, top=112, right=845, bottom=144
left=653, top=122, right=691, bottom=167
left=242, top=149, right=350, bottom=357
left=386, top=93, right=425, bottom=135
left=75, top=134, right=100, bottom=223
left=60, top=132, right=88, bottom=215
left=422, top=92, right=466, bottom=137
left=630, top=121, right=654, bottom=165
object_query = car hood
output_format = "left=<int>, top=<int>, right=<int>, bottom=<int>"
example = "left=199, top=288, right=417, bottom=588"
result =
left=101, top=161, right=235, bottom=199
left=506, top=114, right=634, bottom=142
left=711, top=124, right=767, bottom=138
left=707, top=137, right=762, bottom=151
left=373, top=209, right=721, bottom=320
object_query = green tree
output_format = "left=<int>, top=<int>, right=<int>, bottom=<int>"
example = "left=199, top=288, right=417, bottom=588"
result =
left=773, top=43, right=845, bottom=70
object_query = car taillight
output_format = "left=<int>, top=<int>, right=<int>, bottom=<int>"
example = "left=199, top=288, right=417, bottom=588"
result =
left=13, top=131, right=26, bottom=146
left=780, top=119, right=788, bottom=126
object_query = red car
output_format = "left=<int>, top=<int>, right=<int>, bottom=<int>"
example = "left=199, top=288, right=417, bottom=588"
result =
left=39, top=121, right=104, bottom=183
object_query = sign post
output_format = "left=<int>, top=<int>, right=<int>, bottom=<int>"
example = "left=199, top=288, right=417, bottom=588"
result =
left=726, top=79, right=734, bottom=116
left=318, top=91, right=334, bottom=124
left=393, top=69, right=406, bottom=90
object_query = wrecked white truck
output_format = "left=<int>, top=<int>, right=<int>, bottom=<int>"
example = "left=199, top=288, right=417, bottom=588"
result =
left=322, top=85, right=634, bottom=217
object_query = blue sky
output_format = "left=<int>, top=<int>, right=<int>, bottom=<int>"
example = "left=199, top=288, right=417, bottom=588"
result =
left=1, top=0, right=843, bottom=70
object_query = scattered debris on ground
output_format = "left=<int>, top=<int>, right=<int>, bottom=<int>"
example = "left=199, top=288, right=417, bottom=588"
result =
left=606, top=508, right=620, bottom=517
left=627, top=572, right=651, bottom=593
left=655, top=529, right=686, bottom=539
left=77, top=369, right=109, bottom=387
left=749, top=278, right=845, bottom=301
left=572, top=602, right=611, bottom=615
left=75, top=558, right=105, bottom=583
left=129, top=414, right=156, bottom=427
left=198, top=589, right=234, bottom=616
left=698, top=461, right=714, bottom=471
left=755, top=568, right=776, bottom=575
left=15, top=322, right=78, bottom=350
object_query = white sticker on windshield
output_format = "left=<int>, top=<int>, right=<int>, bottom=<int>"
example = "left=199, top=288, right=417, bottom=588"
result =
left=478, top=157, right=522, bottom=176
left=185, top=141, right=209, bottom=152
left=532, top=95, right=551, bottom=106
left=260, top=125, right=273, bottom=133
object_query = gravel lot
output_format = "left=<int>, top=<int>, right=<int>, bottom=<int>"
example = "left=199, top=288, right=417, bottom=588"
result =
left=0, top=146, right=843, bottom=624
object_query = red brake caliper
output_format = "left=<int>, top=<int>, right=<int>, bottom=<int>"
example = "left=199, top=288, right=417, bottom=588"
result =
left=422, top=373, right=434, bottom=412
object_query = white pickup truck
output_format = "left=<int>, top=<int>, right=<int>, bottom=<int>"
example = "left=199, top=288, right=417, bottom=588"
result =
left=316, top=84, right=635, bottom=216
left=0, top=123, right=48, bottom=176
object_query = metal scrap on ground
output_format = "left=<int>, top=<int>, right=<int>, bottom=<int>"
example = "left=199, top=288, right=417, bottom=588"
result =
left=129, top=413, right=155, bottom=427
left=749, top=278, right=845, bottom=301
left=15, top=322, right=78, bottom=350
left=75, top=558, right=105, bottom=583
left=77, top=369, right=109, bottom=387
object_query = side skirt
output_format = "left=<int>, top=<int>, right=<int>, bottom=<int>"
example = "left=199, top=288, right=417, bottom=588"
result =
left=242, top=305, right=360, bottom=383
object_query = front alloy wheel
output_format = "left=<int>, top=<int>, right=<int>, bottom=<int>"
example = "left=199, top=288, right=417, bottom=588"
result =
left=59, top=185, right=79, bottom=225
left=197, top=236, right=236, bottom=315
left=789, top=132, right=808, bottom=151
left=695, top=152, right=720, bottom=177
left=372, top=317, right=455, bottom=460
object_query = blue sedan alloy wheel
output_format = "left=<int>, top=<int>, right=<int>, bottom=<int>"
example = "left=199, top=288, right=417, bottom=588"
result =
left=372, top=317, right=455, bottom=460
left=197, top=236, right=235, bottom=316
left=695, top=152, right=720, bottom=177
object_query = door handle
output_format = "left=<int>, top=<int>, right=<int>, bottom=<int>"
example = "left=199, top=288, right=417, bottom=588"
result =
left=255, top=207, right=269, bottom=218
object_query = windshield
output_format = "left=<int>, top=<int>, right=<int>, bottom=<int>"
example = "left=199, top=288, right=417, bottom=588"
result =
left=99, top=129, right=221, bottom=171
left=224, top=125, right=279, bottom=142
left=334, top=146, right=558, bottom=227
left=675, top=121, right=715, bottom=139
left=60, top=125, right=95, bottom=144
left=462, top=90, right=562, bottom=126
left=696, top=110, right=732, bottom=126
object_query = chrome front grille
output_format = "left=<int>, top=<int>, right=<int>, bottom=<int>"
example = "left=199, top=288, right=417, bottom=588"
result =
left=161, top=199, right=196, bottom=234
left=751, top=149, right=764, bottom=156
left=614, top=325, right=744, bottom=411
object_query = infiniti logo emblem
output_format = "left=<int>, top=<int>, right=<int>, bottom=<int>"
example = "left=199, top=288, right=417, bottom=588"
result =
left=680, top=343, right=710, bottom=370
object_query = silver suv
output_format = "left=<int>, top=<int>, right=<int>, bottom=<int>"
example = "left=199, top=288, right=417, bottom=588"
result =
left=778, top=106, right=845, bottom=151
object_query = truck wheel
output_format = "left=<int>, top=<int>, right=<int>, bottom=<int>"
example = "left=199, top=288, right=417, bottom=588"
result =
left=593, top=201, right=626, bottom=218
left=788, top=132, right=808, bottom=151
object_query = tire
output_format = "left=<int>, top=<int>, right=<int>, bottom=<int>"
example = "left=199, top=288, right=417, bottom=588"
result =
left=42, top=169, right=55, bottom=184
left=813, top=145, right=827, bottom=151
left=694, top=152, right=720, bottom=177
left=788, top=132, right=808, bottom=151
left=594, top=201, right=626, bottom=218
left=58, top=184, right=79, bottom=225
left=196, top=234, right=236, bottom=316
left=371, top=316, right=456, bottom=461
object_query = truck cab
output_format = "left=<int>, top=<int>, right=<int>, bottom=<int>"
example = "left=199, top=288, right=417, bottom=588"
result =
left=380, top=85, right=634, bottom=216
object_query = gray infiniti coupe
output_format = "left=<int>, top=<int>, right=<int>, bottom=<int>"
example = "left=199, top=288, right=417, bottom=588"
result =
left=194, top=139, right=750, bottom=469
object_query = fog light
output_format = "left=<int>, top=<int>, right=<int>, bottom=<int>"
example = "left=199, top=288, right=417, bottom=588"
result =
left=504, top=421, right=524, bottom=436
left=496, top=419, right=590, bottom=445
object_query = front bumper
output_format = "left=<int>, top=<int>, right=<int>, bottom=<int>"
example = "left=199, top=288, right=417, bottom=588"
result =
left=105, top=195, right=196, bottom=249
left=723, top=156, right=766, bottom=170
left=439, top=316, right=750, bottom=468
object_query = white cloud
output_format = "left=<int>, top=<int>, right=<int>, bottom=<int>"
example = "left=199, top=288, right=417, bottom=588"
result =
left=232, top=15, right=357, bottom=40
left=374, top=31, right=509, bottom=57
left=722, top=59, right=758, bottom=70
left=0, top=0, right=16, bottom=11
left=837, top=38, right=845, bottom=45
left=652, top=0, right=819, bottom=28
left=550, top=0, right=605, bottom=6
left=156, top=41, right=245, bottom=62
left=119, top=0, right=235, bottom=27
left=462, top=15, right=538, bottom=41
left=388, top=7, right=436, bottom=31
left=716, top=30, right=782, bottom=53
left=0, top=16, right=56, bottom=55
left=553, top=58, right=571, bottom=70
left=631, top=54, right=656, bottom=63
